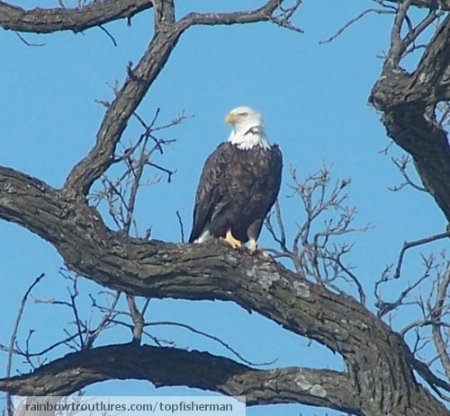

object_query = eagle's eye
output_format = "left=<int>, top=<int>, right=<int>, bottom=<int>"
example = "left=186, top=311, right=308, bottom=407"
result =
left=239, top=112, right=248, bottom=118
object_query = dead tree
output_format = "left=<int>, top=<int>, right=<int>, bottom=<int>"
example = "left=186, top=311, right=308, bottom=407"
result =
left=1, top=1, right=450, bottom=415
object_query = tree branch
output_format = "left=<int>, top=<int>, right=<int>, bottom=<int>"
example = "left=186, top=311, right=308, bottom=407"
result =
left=63, top=0, right=299, bottom=198
left=2, top=1, right=450, bottom=414
left=431, top=263, right=450, bottom=380
left=63, top=12, right=183, bottom=196
left=0, top=0, right=153, bottom=34
left=370, top=12, right=450, bottom=222
left=178, top=0, right=288, bottom=29
left=394, top=231, right=450, bottom=279
left=0, top=344, right=357, bottom=413
left=0, top=166, right=448, bottom=415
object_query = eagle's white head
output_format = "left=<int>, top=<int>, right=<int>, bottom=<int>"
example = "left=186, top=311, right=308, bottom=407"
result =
left=225, top=106, right=270, bottom=150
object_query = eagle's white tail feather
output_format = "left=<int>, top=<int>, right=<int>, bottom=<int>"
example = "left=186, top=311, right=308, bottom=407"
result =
left=194, top=229, right=211, bottom=243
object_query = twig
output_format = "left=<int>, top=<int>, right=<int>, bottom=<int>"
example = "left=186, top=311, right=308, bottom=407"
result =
left=327, top=254, right=366, bottom=305
left=402, top=6, right=443, bottom=53
left=265, top=200, right=288, bottom=253
left=6, top=273, right=45, bottom=416
left=4, top=333, right=81, bottom=359
left=146, top=162, right=176, bottom=183
left=84, top=291, right=121, bottom=349
left=145, top=321, right=277, bottom=367
left=320, top=8, right=394, bottom=44
left=376, top=265, right=430, bottom=317
left=431, top=262, right=450, bottom=380
left=388, top=155, right=427, bottom=193
left=176, top=210, right=185, bottom=243
left=394, top=231, right=450, bottom=279
left=130, top=108, right=164, bottom=154
left=14, top=32, right=46, bottom=47
left=98, top=24, right=118, bottom=47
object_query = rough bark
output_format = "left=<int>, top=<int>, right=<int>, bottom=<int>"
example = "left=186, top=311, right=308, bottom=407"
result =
left=0, top=0, right=153, bottom=33
left=370, top=14, right=450, bottom=222
left=0, top=344, right=357, bottom=412
left=0, top=166, right=447, bottom=415
left=1, top=1, right=450, bottom=415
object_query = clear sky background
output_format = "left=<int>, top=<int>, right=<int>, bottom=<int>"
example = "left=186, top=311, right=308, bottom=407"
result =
left=1, top=1, right=448, bottom=415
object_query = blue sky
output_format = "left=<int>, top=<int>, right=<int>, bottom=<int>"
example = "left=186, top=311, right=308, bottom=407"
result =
left=1, top=1, right=448, bottom=415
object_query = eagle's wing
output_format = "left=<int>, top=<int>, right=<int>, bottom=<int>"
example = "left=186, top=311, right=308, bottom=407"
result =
left=266, top=145, right=283, bottom=207
left=189, top=142, right=231, bottom=242
left=245, top=144, right=283, bottom=242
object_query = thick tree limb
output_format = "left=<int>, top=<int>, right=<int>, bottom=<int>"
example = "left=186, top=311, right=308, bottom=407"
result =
left=0, top=166, right=447, bottom=415
left=64, top=0, right=179, bottom=197
left=368, top=7, right=450, bottom=407
left=2, top=0, right=450, bottom=414
left=0, top=0, right=291, bottom=35
left=370, top=14, right=450, bottom=222
left=0, top=344, right=358, bottom=413
left=0, top=0, right=153, bottom=33
left=63, top=0, right=290, bottom=197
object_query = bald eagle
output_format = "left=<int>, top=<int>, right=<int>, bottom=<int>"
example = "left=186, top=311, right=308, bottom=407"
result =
left=189, top=106, right=282, bottom=253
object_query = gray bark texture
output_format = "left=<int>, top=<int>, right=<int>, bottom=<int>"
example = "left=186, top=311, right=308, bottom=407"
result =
left=1, top=1, right=450, bottom=415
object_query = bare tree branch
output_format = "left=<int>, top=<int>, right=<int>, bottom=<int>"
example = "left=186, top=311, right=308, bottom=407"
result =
left=370, top=9, right=450, bottom=222
left=63, top=0, right=300, bottom=197
left=0, top=166, right=448, bottom=414
left=431, top=263, right=450, bottom=379
left=0, top=343, right=360, bottom=414
left=5, top=273, right=45, bottom=416
left=144, top=321, right=275, bottom=367
left=388, top=155, right=428, bottom=193
left=2, top=1, right=450, bottom=414
left=0, top=0, right=154, bottom=34
left=394, top=232, right=450, bottom=279
left=267, top=166, right=369, bottom=302
left=63, top=2, right=182, bottom=196
left=320, top=7, right=395, bottom=44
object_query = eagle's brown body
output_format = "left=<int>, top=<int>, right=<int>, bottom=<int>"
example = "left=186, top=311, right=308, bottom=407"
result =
left=189, top=141, right=282, bottom=245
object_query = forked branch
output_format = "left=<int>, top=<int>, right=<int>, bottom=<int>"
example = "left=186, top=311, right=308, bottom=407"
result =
left=63, top=0, right=302, bottom=197
left=370, top=5, right=450, bottom=221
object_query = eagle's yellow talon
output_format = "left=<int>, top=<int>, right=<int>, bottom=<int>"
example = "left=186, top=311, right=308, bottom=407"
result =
left=221, top=230, right=243, bottom=249
left=248, top=238, right=258, bottom=253
left=248, top=238, right=270, bottom=259
left=260, top=250, right=270, bottom=259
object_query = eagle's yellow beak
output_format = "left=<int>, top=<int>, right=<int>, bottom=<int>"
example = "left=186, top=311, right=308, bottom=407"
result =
left=225, top=112, right=236, bottom=124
